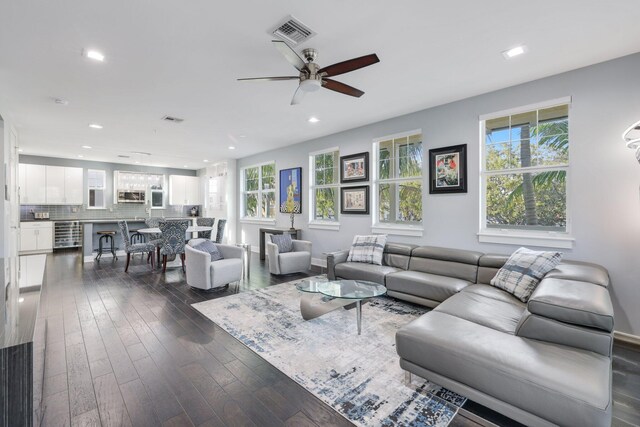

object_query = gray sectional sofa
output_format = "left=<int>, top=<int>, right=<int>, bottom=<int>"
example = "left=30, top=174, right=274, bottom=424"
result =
left=327, top=244, right=614, bottom=427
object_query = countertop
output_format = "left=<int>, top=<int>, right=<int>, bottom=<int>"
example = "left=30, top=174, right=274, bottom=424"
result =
left=21, top=217, right=199, bottom=224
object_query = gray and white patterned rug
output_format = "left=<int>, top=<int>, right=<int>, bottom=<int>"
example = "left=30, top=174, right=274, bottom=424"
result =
left=192, top=278, right=466, bottom=427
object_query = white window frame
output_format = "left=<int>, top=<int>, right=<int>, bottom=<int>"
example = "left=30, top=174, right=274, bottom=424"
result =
left=372, top=129, right=424, bottom=237
left=478, top=96, right=574, bottom=249
left=240, top=161, right=276, bottom=224
left=87, top=169, right=106, bottom=210
left=309, top=147, right=340, bottom=230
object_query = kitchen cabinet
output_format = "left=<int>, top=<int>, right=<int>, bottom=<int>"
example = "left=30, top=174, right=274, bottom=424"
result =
left=19, top=164, right=47, bottom=204
left=20, top=222, right=53, bottom=253
left=169, top=175, right=201, bottom=205
left=19, top=164, right=83, bottom=205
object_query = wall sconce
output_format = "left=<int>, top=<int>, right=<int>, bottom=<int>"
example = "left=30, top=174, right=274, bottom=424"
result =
left=623, top=119, right=640, bottom=163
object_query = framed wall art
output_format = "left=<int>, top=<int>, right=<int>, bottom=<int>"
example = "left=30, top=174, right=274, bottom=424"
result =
left=340, top=152, right=369, bottom=183
left=340, top=185, right=369, bottom=215
left=279, top=167, right=302, bottom=213
left=429, top=144, right=467, bottom=194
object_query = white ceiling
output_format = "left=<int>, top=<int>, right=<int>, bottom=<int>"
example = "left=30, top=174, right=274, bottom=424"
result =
left=1, top=0, right=639, bottom=169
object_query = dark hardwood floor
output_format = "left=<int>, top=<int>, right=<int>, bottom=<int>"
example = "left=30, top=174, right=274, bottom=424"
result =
left=33, top=251, right=639, bottom=427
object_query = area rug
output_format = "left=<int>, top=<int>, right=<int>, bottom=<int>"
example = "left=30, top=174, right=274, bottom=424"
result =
left=192, top=278, right=466, bottom=427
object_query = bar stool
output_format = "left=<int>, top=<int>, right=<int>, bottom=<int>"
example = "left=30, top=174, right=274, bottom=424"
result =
left=96, top=230, right=118, bottom=260
left=130, top=230, right=145, bottom=244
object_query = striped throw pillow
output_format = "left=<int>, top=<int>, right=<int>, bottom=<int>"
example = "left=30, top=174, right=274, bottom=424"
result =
left=347, top=235, right=387, bottom=265
left=491, top=247, right=563, bottom=302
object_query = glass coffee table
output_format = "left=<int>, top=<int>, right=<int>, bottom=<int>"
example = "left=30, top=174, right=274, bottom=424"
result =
left=296, top=278, right=387, bottom=335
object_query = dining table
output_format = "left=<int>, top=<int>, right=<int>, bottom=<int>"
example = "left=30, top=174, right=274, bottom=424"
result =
left=137, top=226, right=213, bottom=235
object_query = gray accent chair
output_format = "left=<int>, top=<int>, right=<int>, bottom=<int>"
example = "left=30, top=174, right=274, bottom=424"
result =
left=266, top=238, right=312, bottom=275
left=185, top=238, right=243, bottom=290
left=196, top=217, right=215, bottom=240
left=328, top=243, right=614, bottom=427
left=117, top=221, right=156, bottom=272
left=145, top=217, right=163, bottom=263
left=215, top=219, right=227, bottom=243
left=158, top=219, right=189, bottom=273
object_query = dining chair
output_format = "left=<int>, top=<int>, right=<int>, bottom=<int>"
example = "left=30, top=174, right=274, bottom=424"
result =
left=158, top=219, right=190, bottom=273
left=196, top=217, right=215, bottom=240
left=215, top=219, right=227, bottom=243
left=118, top=221, right=156, bottom=273
left=145, top=217, right=162, bottom=264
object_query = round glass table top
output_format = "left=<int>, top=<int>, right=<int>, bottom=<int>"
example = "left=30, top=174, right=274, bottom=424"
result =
left=296, top=278, right=330, bottom=293
left=318, top=280, right=387, bottom=299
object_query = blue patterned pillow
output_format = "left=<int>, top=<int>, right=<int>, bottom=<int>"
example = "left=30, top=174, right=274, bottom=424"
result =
left=347, top=235, right=387, bottom=265
left=270, top=234, right=293, bottom=253
left=491, top=247, right=563, bottom=302
left=194, top=240, right=224, bottom=261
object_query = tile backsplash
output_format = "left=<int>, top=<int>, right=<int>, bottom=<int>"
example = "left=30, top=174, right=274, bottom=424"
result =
left=20, top=204, right=201, bottom=221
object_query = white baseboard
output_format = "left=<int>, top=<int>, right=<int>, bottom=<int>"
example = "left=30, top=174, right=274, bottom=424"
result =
left=614, top=330, right=640, bottom=346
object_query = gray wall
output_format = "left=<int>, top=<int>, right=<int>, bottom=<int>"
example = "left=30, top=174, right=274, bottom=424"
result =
left=237, top=52, right=640, bottom=335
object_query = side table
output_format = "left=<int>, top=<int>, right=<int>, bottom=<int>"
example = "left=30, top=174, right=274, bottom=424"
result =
left=235, top=243, right=251, bottom=280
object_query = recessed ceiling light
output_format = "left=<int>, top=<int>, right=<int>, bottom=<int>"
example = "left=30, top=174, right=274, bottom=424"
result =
left=85, top=49, right=105, bottom=62
left=18, top=298, right=24, bottom=303
left=502, top=45, right=527, bottom=59
left=82, top=145, right=92, bottom=149
left=183, top=165, right=188, bottom=168
left=239, top=135, right=247, bottom=138
left=228, top=146, right=236, bottom=150
left=78, top=155, right=84, bottom=158
left=88, top=123, right=103, bottom=129
left=53, top=97, right=69, bottom=105
left=203, top=159, right=209, bottom=163
left=135, top=161, right=140, bottom=164
left=18, top=149, right=23, bottom=152
left=308, top=117, right=320, bottom=123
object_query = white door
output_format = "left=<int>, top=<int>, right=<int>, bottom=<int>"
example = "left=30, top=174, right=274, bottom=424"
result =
left=26, top=164, right=47, bottom=203
left=19, top=227, right=37, bottom=252
left=45, top=165, right=65, bottom=203
left=36, top=225, right=53, bottom=251
left=8, top=135, right=21, bottom=289
left=64, top=167, right=84, bottom=204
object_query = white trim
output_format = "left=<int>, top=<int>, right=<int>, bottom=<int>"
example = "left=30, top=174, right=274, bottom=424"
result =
left=309, top=146, right=340, bottom=156
left=308, top=221, right=340, bottom=231
left=372, top=128, right=422, bottom=143
left=240, top=161, right=276, bottom=221
left=478, top=231, right=574, bottom=249
left=479, top=96, right=572, bottom=121
left=372, top=224, right=423, bottom=237
left=240, top=218, right=276, bottom=225
left=614, top=331, right=640, bottom=346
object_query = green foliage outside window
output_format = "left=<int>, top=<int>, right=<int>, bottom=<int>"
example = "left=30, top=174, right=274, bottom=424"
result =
left=313, top=151, right=339, bottom=221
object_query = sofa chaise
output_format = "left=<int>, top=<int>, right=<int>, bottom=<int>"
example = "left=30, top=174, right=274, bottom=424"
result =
left=327, top=244, right=613, bottom=427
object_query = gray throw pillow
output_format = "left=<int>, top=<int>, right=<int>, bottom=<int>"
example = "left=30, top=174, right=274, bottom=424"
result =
left=490, top=247, right=563, bottom=302
left=347, top=234, right=387, bottom=265
left=194, top=240, right=224, bottom=261
left=270, top=234, right=293, bottom=253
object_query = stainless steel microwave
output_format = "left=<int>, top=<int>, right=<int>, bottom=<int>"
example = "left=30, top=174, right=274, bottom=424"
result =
left=117, top=190, right=146, bottom=203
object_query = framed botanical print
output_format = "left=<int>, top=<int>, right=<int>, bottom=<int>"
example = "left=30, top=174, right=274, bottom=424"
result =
left=279, top=167, right=302, bottom=213
left=340, top=185, right=369, bottom=215
left=429, top=144, right=467, bottom=194
left=340, top=152, right=369, bottom=183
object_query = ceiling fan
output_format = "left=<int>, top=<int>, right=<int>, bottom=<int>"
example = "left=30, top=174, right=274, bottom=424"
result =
left=238, top=40, right=380, bottom=105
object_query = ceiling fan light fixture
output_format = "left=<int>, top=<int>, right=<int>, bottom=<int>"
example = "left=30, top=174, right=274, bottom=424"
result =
left=300, top=79, right=321, bottom=92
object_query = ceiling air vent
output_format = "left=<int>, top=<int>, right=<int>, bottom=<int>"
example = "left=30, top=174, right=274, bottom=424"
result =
left=117, top=155, right=130, bottom=159
left=270, top=15, right=316, bottom=46
left=162, top=115, right=184, bottom=123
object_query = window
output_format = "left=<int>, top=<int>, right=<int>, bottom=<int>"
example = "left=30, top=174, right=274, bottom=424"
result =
left=309, top=148, right=339, bottom=227
left=87, top=169, right=106, bottom=209
left=480, top=98, right=571, bottom=247
left=241, top=162, right=276, bottom=220
left=373, top=130, right=423, bottom=233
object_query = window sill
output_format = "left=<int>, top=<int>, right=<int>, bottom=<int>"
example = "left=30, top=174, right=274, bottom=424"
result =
left=308, top=221, right=340, bottom=231
left=372, top=224, right=423, bottom=237
left=240, top=218, right=276, bottom=225
left=477, top=231, right=574, bottom=249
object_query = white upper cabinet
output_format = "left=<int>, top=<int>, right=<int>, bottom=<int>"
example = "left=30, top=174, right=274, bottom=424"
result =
left=169, top=175, right=201, bottom=205
left=19, top=164, right=47, bottom=204
left=20, top=164, right=83, bottom=205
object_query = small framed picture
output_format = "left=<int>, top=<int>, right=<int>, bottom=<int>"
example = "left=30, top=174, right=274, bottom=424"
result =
left=340, top=152, right=369, bottom=183
left=340, top=185, right=369, bottom=215
left=429, top=144, right=467, bottom=194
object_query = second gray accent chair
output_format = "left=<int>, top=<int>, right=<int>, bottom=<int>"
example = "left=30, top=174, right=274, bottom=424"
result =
left=196, top=217, right=215, bottom=240
left=117, top=221, right=156, bottom=273
left=215, top=219, right=227, bottom=243
left=145, top=217, right=163, bottom=263
left=267, top=237, right=312, bottom=275
left=158, top=219, right=189, bottom=273
left=185, top=238, right=243, bottom=290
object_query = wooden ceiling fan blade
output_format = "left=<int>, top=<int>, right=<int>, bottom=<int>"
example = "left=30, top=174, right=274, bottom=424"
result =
left=237, top=76, right=299, bottom=82
left=318, top=54, right=379, bottom=77
left=291, top=85, right=305, bottom=105
left=322, top=79, right=364, bottom=97
left=273, top=40, right=306, bottom=71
